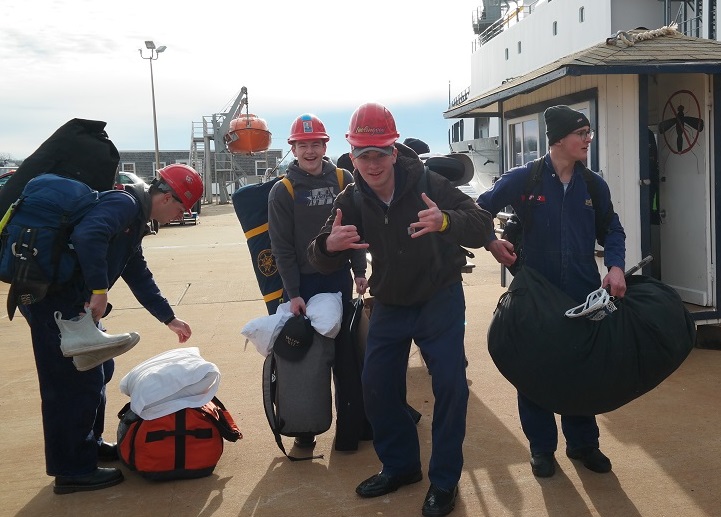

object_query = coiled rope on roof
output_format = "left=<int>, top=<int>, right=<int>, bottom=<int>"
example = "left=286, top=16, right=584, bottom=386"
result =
left=606, top=23, right=679, bottom=47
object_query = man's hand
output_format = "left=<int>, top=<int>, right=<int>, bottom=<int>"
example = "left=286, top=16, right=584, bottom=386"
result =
left=487, top=239, right=517, bottom=267
left=84, top=293, right=108, bottom=322
left=289, top=296, right=306, bottom=316
left=355, top=276, right=368, bottom=295
left=409, top=193, right=444, bottom=238
left=602, top=266, right=627, bottom=298
left=167, top=318, right=192, bottom=343
left=325, top=209, right=369, bottom=253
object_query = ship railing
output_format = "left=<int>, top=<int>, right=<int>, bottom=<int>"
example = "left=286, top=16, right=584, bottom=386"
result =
left=450, top=87, right=470, bottom=108
left=676, top=14, right=703, bottom=38
left=474, top=1, right=545, bottom=48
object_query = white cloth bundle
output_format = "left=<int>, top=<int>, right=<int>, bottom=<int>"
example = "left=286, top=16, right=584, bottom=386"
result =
left=242, top=291, right=343, bottom=356
left=119, top=347, right=220, bottom=420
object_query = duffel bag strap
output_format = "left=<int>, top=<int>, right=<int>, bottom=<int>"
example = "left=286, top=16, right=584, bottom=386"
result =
left=204, top=397, right=243, bottom=442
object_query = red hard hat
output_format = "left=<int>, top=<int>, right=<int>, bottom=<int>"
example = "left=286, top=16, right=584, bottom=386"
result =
left=346, top=102, right=400, bottom=148
left=288, top=114, right=330, bottom=144
left=158, top=164, right=203, bottom=210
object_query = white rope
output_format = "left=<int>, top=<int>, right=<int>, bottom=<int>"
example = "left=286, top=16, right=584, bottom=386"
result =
left=606, top=23, right=679, bottom=47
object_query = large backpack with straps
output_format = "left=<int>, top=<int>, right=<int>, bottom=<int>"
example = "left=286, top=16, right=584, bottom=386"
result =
left=231, top=168, right=347, bottom=315
left=501, top=157, right=614, bottom=275
left=262, top=328, right=335, bottom=461
left=0, top=174, right=110, bottom=319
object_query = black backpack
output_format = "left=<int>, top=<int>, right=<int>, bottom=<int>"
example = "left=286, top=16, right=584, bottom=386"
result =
left=0, top=118, right=118, bottom=217
left=502, top=157, right=614, bottom=275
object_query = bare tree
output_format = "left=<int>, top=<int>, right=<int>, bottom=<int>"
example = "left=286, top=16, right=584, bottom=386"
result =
left=0, top=153, right=21, bottom=167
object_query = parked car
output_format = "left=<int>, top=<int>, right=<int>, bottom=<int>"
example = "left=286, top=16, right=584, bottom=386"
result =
left=115, top=171, right=148, bottom=190
left=0, top=170, right=16, bottom=190
left=113, top=171, right=159, bottom=232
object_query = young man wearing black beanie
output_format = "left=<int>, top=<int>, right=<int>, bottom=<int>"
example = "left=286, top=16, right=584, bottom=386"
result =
left=476, top=105, right=627, bottom=478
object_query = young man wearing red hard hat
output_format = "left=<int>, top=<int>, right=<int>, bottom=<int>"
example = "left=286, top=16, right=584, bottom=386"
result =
left=308, top=102, right=493, bottom=517
left=19, top=162, right=202, bottom=495
left=268, top=114, right=368, bottom=450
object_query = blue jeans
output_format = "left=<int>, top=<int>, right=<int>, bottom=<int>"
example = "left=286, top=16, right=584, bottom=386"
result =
left=363, top=282, right=468, bottom=490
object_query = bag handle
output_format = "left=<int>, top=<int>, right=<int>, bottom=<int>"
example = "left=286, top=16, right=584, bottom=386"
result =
left=201, top=397, right=243, bottom=442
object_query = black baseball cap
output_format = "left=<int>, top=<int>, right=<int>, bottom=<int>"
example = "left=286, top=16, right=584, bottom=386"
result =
left=273, top=315, right=314, bottom=361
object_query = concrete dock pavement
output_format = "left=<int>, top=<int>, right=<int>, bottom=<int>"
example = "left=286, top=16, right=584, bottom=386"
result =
left=1, top=202, right=720, bottom=517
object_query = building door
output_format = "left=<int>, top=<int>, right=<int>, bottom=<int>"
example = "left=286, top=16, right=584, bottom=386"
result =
left=656, top=73, right=712, bottom=306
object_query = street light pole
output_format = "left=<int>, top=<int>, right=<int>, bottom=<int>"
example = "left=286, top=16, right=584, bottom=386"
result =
left=139, top=40, right=166, bottom=179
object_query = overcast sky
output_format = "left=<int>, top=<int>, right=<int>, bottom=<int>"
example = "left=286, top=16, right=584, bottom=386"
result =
left=1, top=1, right=480, bottom=161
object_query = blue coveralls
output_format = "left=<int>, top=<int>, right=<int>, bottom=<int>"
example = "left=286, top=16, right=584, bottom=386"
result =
left=19, top=188, right=175, bottom=476
left=21, top=293, right=114, bottom=477
left=477, top=155, right=625, bottom=455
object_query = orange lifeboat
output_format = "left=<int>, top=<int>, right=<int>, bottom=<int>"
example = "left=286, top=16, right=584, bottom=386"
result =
left=225, top=114, right=272, bottom=154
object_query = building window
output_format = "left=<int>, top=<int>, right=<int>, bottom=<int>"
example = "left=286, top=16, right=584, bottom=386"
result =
left=450, top=120, right=465, bottom=143
left=553, top=21, right=557, bottom=36
left=152, top=162, right=166, bottom=171
left=255, top=160, right=268, bottom=175
left=121, top=162, right=136, bottom=174
left=508, top=117, right=539, bottom=167
left=454, top=120, right=464, bottom=142
left=505, top=48, right=509, bottom=60
left=175, top=159, right=189, bottom=165
left=517, top=41, right=522, bottom=54
left=579, top=7, right=585, bottom=23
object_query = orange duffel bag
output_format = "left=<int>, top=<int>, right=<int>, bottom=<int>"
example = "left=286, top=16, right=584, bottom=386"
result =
left=117, top=396, right=242, bottom=480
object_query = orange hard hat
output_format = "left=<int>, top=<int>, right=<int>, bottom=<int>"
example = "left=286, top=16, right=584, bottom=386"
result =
left=346, top=102, right=400, bottom=148
left=158, top=164, right=203, bottom=210
left=288, top=114, right=330, bottom=144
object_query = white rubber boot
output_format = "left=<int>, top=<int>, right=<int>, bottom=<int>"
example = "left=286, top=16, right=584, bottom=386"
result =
left=55, top=311, right=134, bottom=357
left=73, top=332, right=141, bottom=372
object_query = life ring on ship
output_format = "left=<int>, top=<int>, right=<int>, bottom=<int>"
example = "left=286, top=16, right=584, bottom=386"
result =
left=225, top=114, right=272, bottom=154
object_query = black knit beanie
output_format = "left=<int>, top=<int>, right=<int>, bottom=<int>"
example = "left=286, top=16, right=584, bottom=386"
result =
left=544, top=105, right=591, bottom=145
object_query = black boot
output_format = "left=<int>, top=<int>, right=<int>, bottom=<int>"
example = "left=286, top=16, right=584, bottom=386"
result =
left=54, top=467, right=124, bottom=494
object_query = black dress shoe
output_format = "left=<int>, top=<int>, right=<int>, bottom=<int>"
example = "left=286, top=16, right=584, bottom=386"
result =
left=355, top=470, right=423, bottom=498
left=54, top=467, right=124, bottom=494
left=422, top=484, right=458, bottom=517
left=530, top=452, right=556, bottom=478
left=566, top=446, right=612, bottom=473
left=98, top=441, right=119, bottom=462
